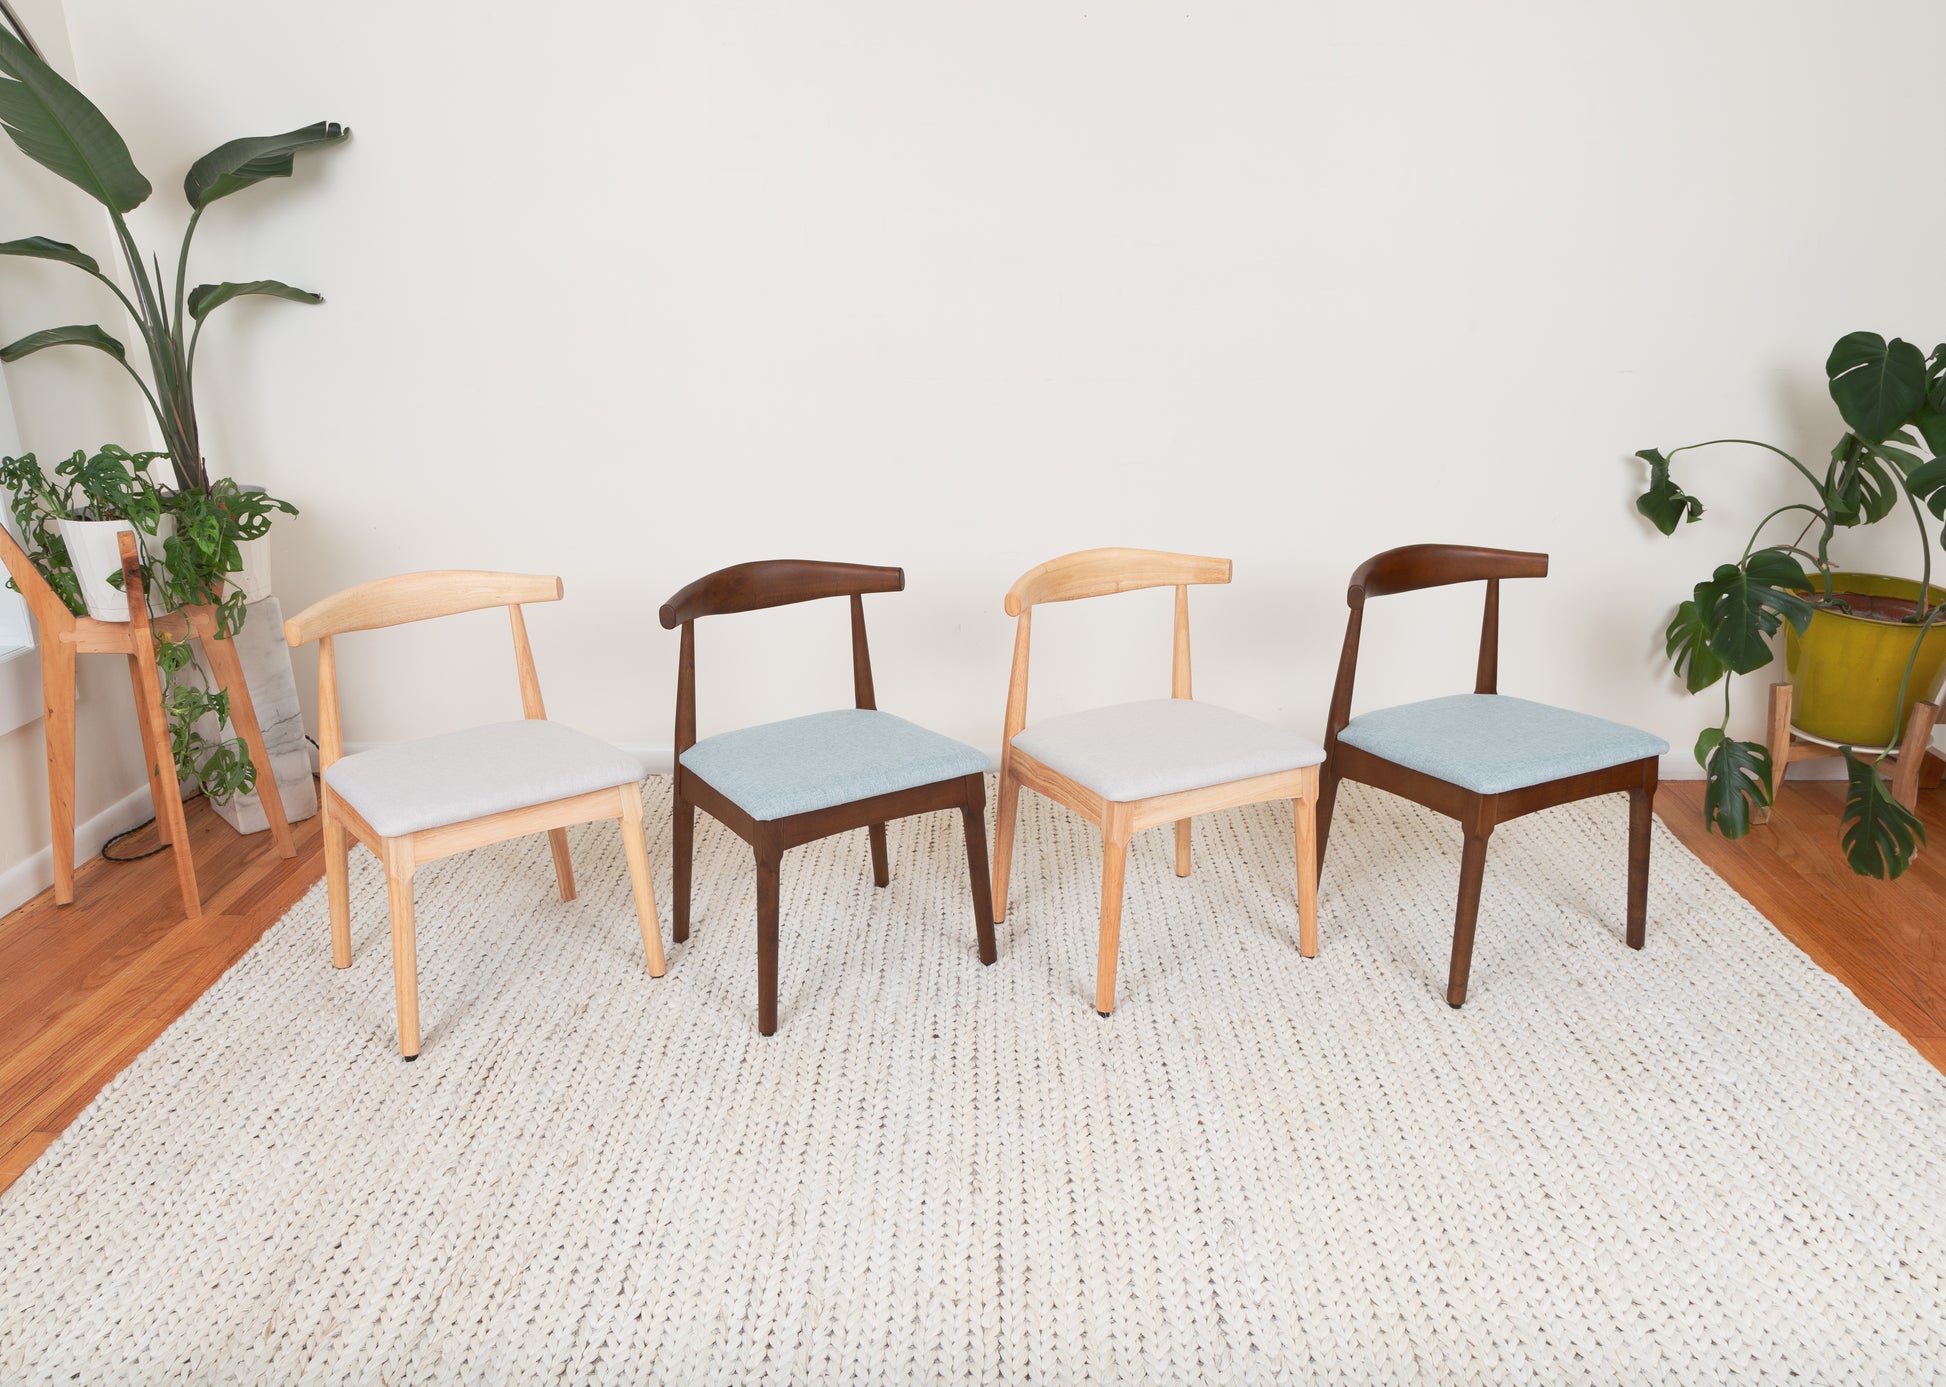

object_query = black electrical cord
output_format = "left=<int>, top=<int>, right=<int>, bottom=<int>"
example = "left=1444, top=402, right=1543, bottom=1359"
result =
left=98, top=735, right=320, bottom=864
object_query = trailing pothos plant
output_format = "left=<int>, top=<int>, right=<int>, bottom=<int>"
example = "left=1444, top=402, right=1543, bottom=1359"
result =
left=1, top=445, right=294, bottom=803
left=0, top=23, right=347, bottom=498
left=1635, top=331, right=1946, bottom=879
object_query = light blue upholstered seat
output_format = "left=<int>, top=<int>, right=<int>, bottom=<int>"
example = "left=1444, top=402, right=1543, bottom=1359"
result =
left=324, top=720, right=647, bottom=837
left=682, top=708, right=989, bottom=821
left=1011, top=698, right=1325, bottom=802
left=1336, top=694, right=1667, bottom=795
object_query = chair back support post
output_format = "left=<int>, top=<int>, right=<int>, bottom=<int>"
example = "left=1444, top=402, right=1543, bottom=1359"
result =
left=674, top=621, right=698, bottom=756
left=1476, top=579, right=1500, bottom=695
left=316, top=635, right=343, bottom=770
left=1324, top=607, right=1365, bottom=745
left=1171, top=585, right=1192, bottom=699
left=508, top=605, right=549, bottom=720
left=1002, top=609, right=1033, bottom=744
left=849, top=593, right=877, bottom=711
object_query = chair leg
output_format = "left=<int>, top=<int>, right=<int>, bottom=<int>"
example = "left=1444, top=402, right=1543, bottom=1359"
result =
left=324, top=801, right=353, bottom=968
left=546, top=828, right=578, bottom=902
left=756, top=844, right=781, bottom=1035
left=672, top=784, right=694, bottom=944
left=42, top=641, right=76, bottom=904
left=867, top=822, right=890, bottom=887
left=1628, top=768, right=1656, bottom=950
left=126, top=654, right=173, bottom=846
left=618, top=786, right=667, bottom=977
left=1447, top=820, right=1493, bottom=1008
left=959, top=774, right=998, bottom=965
left=1294, top=767, right=1319, bottom=959
left=1095, top=808, right=1133, bottom=1016
left=1314, top=764, right=1340, bottom=887
left=992, top=759, right=1021, bottom=923
left=1174, top=818, right=1191, bottom=878
left=383, top=838, right=421, bottom=1059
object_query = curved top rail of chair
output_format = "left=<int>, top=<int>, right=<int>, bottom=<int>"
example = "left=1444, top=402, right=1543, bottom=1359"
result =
left=1347, top=544, right=1547, bottom=605
left=1004, top=548, right=1231, bottom=617
left=658, top=559, right=905, bottom=629
left=284, top=570, right=564, bottom=646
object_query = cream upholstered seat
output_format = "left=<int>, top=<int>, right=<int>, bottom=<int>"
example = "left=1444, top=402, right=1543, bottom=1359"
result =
left=325, top=721, right=648, bottom=837
left=1012, top=698, right=1323, bottom=802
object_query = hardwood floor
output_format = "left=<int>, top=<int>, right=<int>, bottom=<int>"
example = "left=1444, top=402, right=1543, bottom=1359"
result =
left=0, top=777, right=1939, bottom=1196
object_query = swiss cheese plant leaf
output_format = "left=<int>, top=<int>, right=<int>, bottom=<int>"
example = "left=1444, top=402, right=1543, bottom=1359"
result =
left=1825, top=439, right=1900, bottom=525
left=1904, top=456, right=1946, bottom=521
left=1634, top=447, right=1704, bottom=534
left=1928, top=344, right=1946, bottom=413
left=1826, top=332, right=1928, bottom=443
left=1702, top=551, right=1813, bottom=674
left=187, top=279, right=322, bottom=321
left=0, top=25, right=151, bottom=213
left=183, top=122, right=348, bottom=209
left=1839, top=748, right=1925, bottom=879
left=1666, top=594, right=1727, bottom=693
left=1914, top=410, right=1946, bottom=461
left=0, top=322, right=126, bottom=363
left=0, top=235, right=101, bottom=275
left=1701, top=736, right=1772, bottom=838
left=1693, top=726, right=1724, bottom=769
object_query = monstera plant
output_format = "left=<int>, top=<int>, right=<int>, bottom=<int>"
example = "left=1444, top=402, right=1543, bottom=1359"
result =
left=1635, top=332, right=1946, bottom=879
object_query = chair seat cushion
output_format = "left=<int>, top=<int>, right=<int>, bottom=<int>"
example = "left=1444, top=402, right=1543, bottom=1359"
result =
left=1010, top=698, right=1325, bottom=802
left=1336, top=693, right=1668, bottom=795
left=325, top=720, right=646, bottom=837
left=681, top=709, right=988, bottom=822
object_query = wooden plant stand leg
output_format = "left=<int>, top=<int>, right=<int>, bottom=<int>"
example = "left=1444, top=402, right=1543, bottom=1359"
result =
left=120, top=537, right=201, bottom=920
left=193, top=609, right=296, bottom=860
left=40, top=638, right=78, bottom=904
left=1759, top=682, right=1794, bottom=827
left=1891, top=701, right=1941, bottom=811
left=126, top=654, right=174, bottom=846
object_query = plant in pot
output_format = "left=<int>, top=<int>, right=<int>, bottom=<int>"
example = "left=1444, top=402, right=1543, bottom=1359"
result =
left=0, top=18, right=343, bottom=817
left=1, top=444, right=290, bottom=801
left=1635, top=331, right=1946, bottom=879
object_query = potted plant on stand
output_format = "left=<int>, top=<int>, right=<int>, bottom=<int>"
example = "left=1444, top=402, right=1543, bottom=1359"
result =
left=0, top=18, right=345, bottom=831
left=1635, top=331, right=1946, bottom=878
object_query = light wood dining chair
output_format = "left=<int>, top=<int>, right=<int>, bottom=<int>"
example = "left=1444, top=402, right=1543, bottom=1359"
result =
left=660, top=559, right=996, bottom=1035
left=993, top=548, right=1326, bottom=1015
left=285, top=571, right=666, bottom=1059
left=1318, top=544, right=1667, bottom=1007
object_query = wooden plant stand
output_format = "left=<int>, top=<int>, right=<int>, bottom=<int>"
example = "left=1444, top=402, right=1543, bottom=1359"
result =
left=1758, top=681, right=1945, bottom=825
left=0, top=526, right=294, bottom=918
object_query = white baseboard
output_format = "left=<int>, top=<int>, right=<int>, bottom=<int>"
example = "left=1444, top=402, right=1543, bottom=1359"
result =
left=0, top=783, right=162, bottom=920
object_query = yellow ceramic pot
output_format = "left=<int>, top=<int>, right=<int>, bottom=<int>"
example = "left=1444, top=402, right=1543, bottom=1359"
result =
left=1784, top=573, right=1946, bottom=747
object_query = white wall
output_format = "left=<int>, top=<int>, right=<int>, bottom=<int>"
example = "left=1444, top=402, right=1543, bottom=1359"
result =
left=32, top=0, right=1946, bottom=778
left=0, top=0, right=155, bottom=903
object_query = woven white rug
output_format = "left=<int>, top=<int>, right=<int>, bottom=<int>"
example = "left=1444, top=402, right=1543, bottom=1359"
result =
left=2, top=779, right=1943, bottom=1383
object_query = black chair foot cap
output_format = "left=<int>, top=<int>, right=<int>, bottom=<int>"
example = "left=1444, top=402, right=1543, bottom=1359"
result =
left=1096, top=1009, right=1112, bottom=1019
left=403, top=1054, right=419, bottom=1062
left=1447, top=1001, right=1463, bottom=1010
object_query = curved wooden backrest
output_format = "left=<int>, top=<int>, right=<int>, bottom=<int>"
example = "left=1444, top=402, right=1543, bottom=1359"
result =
left=1004, top=547, right=1231, bottom=617
left=283, top=570, right=563, bottom=647
left=1347, top=543, right=1547, bottom=605
left=658, top=559, right=904, bottom=629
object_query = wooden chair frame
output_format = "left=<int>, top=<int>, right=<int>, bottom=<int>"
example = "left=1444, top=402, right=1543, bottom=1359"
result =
left=992, top=547, right=1320, bottom=1016
left=1318, top=543, right=1658, bottom=1008
left=0, top=525, right=294, bottom=918
left=285, top=570, right=666, bottom=1059
left=660, top=559, right=997, bottom=1035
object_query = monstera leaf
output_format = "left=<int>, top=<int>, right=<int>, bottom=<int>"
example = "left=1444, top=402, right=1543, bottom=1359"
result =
left=0, top=24, right=150, bottom=213
left=1839, top=749, right=1926, bottom=879
left=1635, top=447, right=1704, bottom=534
left=1697, top=549, right=1814, bottom=674
left=1825, top=437, right=1901, bottom=526
left=1699, top=733, right=1772, bottom=838
left=1826, top=332, right=1928, bottom=444
left=1665, top=593, right=1726, bottom=693
left=183, top=122, right=349, bottom=210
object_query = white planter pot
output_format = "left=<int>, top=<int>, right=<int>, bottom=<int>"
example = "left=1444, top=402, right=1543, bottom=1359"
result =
left=55, top=516, right=170, bottom=621
left=231, top=532, right=274, bottom=605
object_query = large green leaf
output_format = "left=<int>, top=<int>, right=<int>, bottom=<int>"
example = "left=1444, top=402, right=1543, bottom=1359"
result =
left=1839, top=749, right=1926, bottom=879
left=1701, top=736, right=1772, bottom=838
left=0, top=25, right=150, bottom=213
left=1826, top=441, right=1901, bottom=526
left=1634, top=447, right=1703, bottom=534
left=1665, top=593, right=1726, bottom=693
left=1826, top=332, right=1927, bottom=443
left=0, top=322, right=126, bottom=363
left=183, top=121, right=348, bottom=209
left=0, top=235, right=101, bottom=275
left=1702, top=551, right=1814, bottom=674
left=187, top=279, right=322, bottom=321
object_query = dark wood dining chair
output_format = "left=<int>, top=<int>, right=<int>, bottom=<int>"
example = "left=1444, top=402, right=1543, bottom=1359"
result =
left=1318, top=544, right=1667, bottom=1007
left=659, top=560, right=997, bottom=1034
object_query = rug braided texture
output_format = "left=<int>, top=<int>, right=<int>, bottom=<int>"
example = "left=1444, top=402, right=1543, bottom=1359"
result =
left=2, top=778, right=1943, bottom=1383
